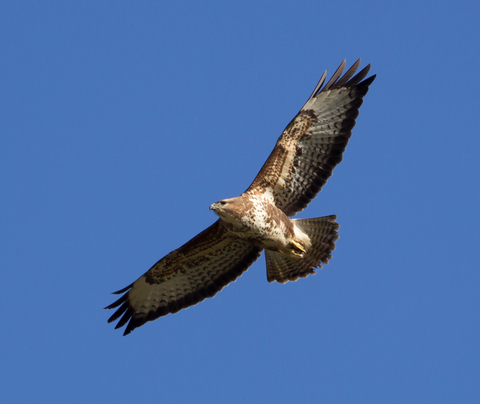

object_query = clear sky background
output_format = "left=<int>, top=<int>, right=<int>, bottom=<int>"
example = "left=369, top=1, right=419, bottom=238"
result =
left=1, top=1, right=479, bottom=403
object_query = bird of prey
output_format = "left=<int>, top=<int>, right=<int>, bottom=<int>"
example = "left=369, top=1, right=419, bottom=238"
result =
left=106, top=59, right=375, bottom=335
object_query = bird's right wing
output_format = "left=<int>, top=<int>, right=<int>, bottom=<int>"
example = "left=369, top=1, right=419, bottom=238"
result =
left=246, top=60, right=375, bottom=216
left=105, top=220, right=262, bottom=335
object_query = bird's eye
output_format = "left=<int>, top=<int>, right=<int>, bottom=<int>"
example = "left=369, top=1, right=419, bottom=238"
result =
left=219, top=201, right=226, bottom=205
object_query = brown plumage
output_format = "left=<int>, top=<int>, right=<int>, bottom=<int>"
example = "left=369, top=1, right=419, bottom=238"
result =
left=106, top=60, right=376, bottom=335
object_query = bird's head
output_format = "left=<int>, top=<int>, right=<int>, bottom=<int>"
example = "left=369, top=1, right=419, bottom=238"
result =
left=209, top=199, right=229, bottom=214
left=209, top=198, right=240, bottom=223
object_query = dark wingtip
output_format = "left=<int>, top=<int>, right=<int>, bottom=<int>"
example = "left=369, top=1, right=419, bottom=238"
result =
left=362, top=74, right=377, bottom=87
left=112, top=283, right=133, bottom=295
left=334, top=59, right=361, bottom=87
left=322, top=59, right=346, bottom=92
left=307, top=70, right=327, bottom=101
left=347, top=64, right=371, bottom=86
left=104, top=292, right=128, bottom=310
left=310, top=60, right=374, bottom=101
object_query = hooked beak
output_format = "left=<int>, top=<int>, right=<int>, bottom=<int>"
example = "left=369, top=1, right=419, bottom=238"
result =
left=209, top=203, right=218, bottom=211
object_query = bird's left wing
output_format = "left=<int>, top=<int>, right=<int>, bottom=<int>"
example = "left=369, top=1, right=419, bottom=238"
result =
left=106, top=220, right=262, bottom=335
left=246, top=59, right=375, bottom=216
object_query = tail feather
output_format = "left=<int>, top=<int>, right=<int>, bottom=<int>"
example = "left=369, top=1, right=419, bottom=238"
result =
left=265, top=215, right=340, bottom=284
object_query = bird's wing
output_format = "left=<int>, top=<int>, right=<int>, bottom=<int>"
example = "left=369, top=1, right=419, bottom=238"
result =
left=105, top=220, right=262, bottom=335
left=246, top=59, right=376, bottom=216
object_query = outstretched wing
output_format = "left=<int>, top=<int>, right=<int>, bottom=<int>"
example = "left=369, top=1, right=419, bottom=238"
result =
left=105, top=220, right=262, bottom=335
left=246, top=59, right=376, bottom=216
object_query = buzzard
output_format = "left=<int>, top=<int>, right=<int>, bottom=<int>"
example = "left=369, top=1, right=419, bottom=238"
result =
left=106, top=59, right=375, bottom=335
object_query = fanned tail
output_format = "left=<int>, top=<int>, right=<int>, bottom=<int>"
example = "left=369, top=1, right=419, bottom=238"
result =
left=265, top=215, right=340, bottom=284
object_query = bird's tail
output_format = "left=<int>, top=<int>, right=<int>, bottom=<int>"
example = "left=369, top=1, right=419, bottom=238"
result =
left=265, top=215, right=340, bottom=284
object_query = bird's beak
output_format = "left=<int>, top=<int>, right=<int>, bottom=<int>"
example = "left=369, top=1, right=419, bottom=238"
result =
left=209, top=203, right=217, bottom=211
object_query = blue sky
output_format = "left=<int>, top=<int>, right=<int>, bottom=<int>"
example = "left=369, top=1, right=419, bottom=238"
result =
left=1, top=1, right=480, bottom=403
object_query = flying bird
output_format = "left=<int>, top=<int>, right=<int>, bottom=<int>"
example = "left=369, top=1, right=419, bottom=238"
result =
left=106, top=59, right=375, bottom=335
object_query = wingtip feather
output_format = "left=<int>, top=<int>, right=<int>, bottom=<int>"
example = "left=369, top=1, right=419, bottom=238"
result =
left=309, top=59, right=374, bottom=102
left=112, top=283, right=133, bottom=295
left=348, top=64, right=371, bottom=86
left=323, top=59, right=346, bottom=91
left=334, top=59, right=361, bottom=87
left=308, top=70, right=327, bottom=101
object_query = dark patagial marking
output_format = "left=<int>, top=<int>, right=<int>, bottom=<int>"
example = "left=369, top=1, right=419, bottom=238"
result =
left=281, top=110, right=318, bottom=142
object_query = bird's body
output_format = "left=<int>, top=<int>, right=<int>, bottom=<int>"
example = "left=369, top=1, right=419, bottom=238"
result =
left=106, top=59, right=376, bottom=335
left=210, top=194, right=311, bottom=258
